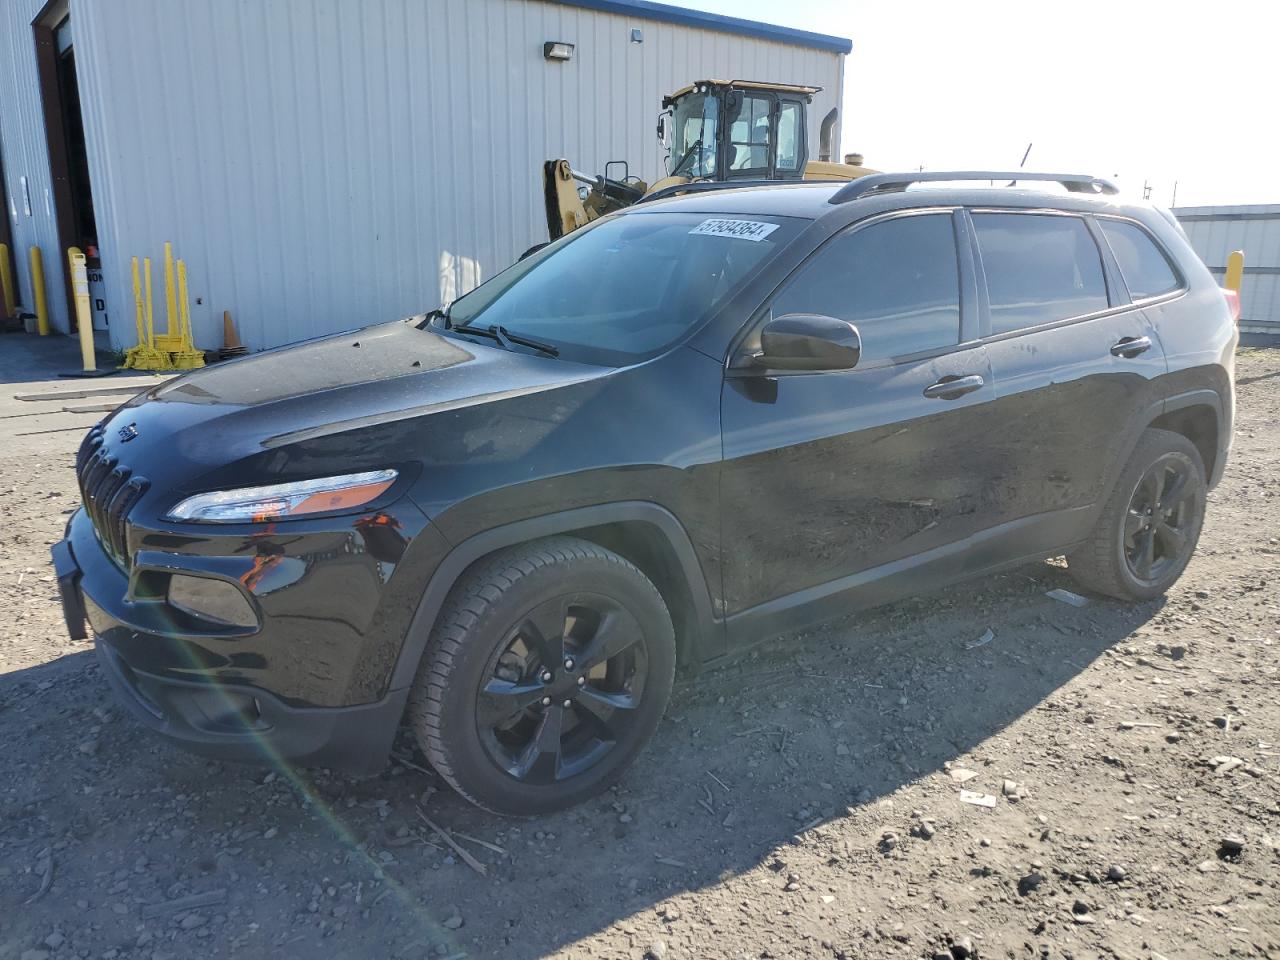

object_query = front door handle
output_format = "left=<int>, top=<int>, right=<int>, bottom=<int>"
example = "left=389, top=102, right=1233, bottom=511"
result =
left=1110, top=335, right=1152, bottom=358
left=923, top=374, right=985, bottom=400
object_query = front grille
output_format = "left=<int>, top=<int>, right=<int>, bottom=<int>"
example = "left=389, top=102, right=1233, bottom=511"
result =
left=76, top=426, right=149, bottom=568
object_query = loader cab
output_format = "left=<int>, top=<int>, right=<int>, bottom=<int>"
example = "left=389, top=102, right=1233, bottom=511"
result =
left=661, top=80, right=816, bottom=182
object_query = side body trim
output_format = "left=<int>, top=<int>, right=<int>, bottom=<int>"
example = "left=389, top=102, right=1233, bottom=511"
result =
left=724, top=506, right=1094, bottom=650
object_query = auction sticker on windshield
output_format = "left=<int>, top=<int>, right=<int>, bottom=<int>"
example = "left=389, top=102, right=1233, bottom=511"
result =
left=689, top=218, right=780, bottom=242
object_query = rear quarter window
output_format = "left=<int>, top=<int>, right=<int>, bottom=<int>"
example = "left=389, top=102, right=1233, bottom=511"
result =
left=1098, top=219, right=1182, bottom=300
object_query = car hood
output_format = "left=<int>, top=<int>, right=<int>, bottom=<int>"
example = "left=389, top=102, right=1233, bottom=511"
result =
left=99, top=319, right=612, bottom=489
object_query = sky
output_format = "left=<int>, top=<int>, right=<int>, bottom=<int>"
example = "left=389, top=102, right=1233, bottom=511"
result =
left=678, top=0, right=1279, bottom=208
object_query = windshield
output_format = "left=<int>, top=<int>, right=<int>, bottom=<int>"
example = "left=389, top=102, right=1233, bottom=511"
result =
left=444, top=212, right=803, bottom=366
left=667, top=93, right=718, bottom=178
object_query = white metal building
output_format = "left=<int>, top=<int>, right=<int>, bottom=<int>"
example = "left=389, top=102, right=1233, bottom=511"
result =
left=1174, top=204, right=1280, bottom=337
left=0, top=0, right=850, bottom=351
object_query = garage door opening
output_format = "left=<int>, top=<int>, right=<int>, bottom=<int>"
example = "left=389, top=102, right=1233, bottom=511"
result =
left=34, top=1, right=103, bottom=332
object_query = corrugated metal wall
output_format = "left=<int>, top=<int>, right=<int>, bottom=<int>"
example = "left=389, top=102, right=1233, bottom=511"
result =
left=1175, top=204, right=1280, bottom=325
left=8, top=0, right=842, bottom=352
left=0, top=0, right=70, bottom=333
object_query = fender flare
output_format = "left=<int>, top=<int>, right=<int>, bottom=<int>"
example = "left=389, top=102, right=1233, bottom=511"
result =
left=387, top=502, right=722, bottom=692
left=1162, top=388, right=1227, bottom=487
left=1101, top=389, right=1225, bottom=503
left=1163, top=387, right=1223, bottom=420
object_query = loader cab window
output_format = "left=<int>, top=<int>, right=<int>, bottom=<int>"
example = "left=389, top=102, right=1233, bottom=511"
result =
left=727, top=94, right=771, bottom=173
left=668, top=93, right=718, bottom=179
left=776, top=101, right=801, bottom=173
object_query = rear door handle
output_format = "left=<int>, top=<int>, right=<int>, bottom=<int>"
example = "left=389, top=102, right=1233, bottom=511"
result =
left=1110, top=335, right=1152, bottom=358
left=923, top=374, right=985, bottom=400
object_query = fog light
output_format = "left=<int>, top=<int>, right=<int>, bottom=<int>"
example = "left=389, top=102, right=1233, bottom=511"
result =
left=168, top=575, right=258, bottom=629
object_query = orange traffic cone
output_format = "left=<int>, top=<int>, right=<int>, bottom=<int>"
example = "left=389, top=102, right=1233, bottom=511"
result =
left=220, top=310, right=248, bottom=359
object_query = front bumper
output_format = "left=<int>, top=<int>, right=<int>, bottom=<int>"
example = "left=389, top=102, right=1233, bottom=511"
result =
left=53, top=509, right=426, bottom=776
left=93, top=630, right=407, bottom=776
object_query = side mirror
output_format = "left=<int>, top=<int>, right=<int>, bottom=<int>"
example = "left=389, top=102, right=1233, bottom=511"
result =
left=752, top=314, right=861, bottom=371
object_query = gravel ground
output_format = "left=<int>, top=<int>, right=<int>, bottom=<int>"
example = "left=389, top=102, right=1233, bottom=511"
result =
left=1, top=343, right=1277, bottom=960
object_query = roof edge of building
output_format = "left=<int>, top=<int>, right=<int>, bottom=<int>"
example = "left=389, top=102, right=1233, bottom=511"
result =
left=546, top=0, right=852, bottom=54
left=1173, top=204, right=1280, bottom=218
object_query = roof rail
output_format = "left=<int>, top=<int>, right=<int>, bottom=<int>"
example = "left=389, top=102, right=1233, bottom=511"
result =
left=829, top=171, right=1120, bottom=205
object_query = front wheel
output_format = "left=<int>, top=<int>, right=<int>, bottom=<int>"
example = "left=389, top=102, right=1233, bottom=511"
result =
left=1068, top=428, right=1206, bottom=601
left=407, top=537, right=675, bottom=816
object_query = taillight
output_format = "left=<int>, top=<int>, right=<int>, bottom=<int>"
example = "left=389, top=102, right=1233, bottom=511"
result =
left=1222, top=287, right=1241, bottom=324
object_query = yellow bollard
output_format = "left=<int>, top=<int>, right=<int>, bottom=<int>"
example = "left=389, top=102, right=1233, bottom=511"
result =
left=145, top=256, right=157, bottom=349
left=169, top=259, right=204, bottom=369
left=177, top=261, right=191, bottom=344
left=154, top=241, right=189, bottom=353
left=164, top=242, right=176, bottom=333
left=0, top=243, right=16, bottom=319
left=29, top=246, right=50, bottom=335
left=52, top=246, right=118, bottom=377
left=121, top=256, right=171, bottom=371
left=67, top=247, right=96, bottom=371
left=1224, top=250, right=1244, bottom=294
left=132, top=257, right=146, bottom=345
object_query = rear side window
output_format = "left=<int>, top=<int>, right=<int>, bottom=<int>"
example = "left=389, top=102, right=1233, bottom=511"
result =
left=769, top=213, right=961, bottom=363
left=1098, top=219, right=1181, bottom=299
left=973, top=213, right=1109, bottom=334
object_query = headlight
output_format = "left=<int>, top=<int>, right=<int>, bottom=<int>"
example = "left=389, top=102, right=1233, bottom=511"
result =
left=166, top=469, right=398, bottom=523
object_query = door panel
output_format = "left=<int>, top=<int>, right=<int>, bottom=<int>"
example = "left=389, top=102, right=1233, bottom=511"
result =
left=982, top=310, right=1167, bottom=525
left=720, top=345, right=999, bottom=617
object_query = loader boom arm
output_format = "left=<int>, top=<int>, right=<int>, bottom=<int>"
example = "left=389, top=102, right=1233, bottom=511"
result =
left=543, top=160, right=648, bottom=241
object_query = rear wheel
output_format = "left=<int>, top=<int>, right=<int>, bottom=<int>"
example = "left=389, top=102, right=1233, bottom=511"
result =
left=407, top=537, right=675, bottom=816
left=1068, top=428, right=1206, bottom=601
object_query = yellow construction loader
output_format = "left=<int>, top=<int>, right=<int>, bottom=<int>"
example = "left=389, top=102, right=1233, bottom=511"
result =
left=543, top=79, right=876, bottom=240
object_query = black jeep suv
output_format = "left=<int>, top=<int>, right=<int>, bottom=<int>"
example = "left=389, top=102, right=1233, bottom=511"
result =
left=54, top=171, right=1236, bottom=815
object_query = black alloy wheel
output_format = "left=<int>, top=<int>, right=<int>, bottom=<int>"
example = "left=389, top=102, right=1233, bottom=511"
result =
left=407, top=537, right=675, bottom=816
left=478, top=593, right=649, bottom=784
left=1068, top=428, right=1206, bottom=601
left=1123, top=452, right=1200, bottom=585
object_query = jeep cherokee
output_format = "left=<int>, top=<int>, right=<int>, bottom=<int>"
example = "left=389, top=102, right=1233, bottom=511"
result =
left=53, top=171, right=1236, bottom=815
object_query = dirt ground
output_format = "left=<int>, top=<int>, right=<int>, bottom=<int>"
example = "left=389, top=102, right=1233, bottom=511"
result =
left=1, top=341, right=1277, bottom=960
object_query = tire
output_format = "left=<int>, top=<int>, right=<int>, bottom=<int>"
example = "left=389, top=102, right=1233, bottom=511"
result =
left=406, top=536, right=676, bottom=816
left=1068, top=428, right=1206, bottom=601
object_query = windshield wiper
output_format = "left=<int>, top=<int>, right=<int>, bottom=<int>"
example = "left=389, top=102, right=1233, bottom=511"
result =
left=671, top=137, right=703, bottom=178
left=452, top=323, right=559, bottom=357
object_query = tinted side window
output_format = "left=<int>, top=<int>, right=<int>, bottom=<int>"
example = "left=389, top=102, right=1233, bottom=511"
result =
left=1098, top=219, right=1181, bottom=299
left=770, top=214, right=961, bottom=363
left=973, top=213, right=1109, bottom=334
